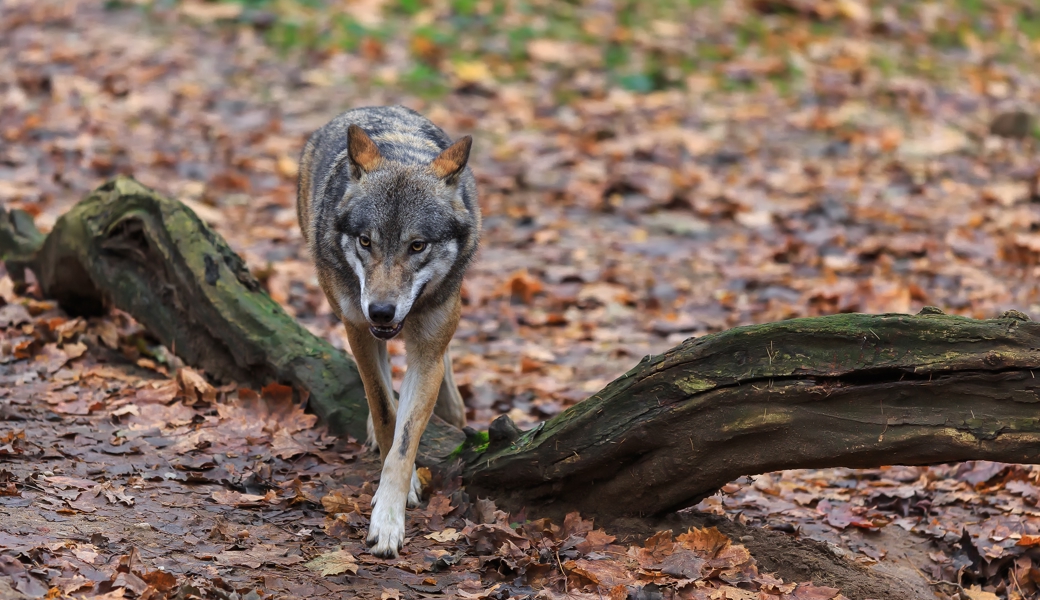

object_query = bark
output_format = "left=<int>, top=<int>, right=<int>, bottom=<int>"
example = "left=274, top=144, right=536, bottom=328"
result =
left=0, top=205, right=46, bottom=284
left=463, top=309, right=1040, bottom=517
left=0, top=177, right=463, bottom=461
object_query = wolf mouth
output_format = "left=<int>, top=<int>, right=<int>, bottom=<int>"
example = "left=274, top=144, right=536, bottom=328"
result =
left=370, top=320, right=404, bottom=340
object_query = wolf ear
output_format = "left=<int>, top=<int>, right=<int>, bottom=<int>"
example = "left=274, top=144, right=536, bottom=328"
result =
left=347, top=124, right=383, bottom=177
left=430, top=136, right=472, bottom=184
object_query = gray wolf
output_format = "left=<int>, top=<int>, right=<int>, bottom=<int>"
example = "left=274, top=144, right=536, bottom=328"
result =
left=297, top=105, right=480, bottom=557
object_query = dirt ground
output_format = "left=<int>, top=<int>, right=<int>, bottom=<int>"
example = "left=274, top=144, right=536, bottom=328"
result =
left=6, top=0, right=1040, bottom=598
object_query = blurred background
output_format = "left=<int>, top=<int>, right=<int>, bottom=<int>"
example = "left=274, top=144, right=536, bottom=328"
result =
left=3, top=0, right=1040, bottom=431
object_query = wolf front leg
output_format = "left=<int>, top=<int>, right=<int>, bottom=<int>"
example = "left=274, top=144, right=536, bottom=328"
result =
left=367, top=305, right=458, bottom=558
left=343, top=322, right=396, bottom=462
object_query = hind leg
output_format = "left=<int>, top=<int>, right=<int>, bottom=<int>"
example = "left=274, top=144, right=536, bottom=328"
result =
left=363, top=340, right=396, bottom=453
left=433, top=348, right=466, bottom=428
left=344, top=322, right=396, bottom=461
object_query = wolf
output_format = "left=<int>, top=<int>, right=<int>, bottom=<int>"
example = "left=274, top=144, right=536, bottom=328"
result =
left=296, top=105, right=480, bottom=558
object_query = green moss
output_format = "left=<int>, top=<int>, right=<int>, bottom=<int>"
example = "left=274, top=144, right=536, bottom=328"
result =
left=720, top=409, right=793, bottom=433
left=675, top=374, right=716, bottom=395
left=450, top=430, right=490, bottom=458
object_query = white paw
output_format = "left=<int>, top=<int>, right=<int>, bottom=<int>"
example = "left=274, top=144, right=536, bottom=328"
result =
left=407, top=467, right=422, bottom=508
left=367, top=484, right=407, bottom=558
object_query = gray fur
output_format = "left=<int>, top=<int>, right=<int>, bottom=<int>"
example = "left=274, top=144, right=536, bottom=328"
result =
left=299, top=105, right=481, bottom=322
left=297, top=106, right=478, bottom=559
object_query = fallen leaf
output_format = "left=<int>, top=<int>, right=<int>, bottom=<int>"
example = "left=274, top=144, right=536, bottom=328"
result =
left=135, top=380, right=180, bottom=404
left=321, top=489, right=357, bottom=515
left=212, top=490, right=269, bottom=507
left=304, top=549, right=358, bottom=577
left=177, top=367, right=216, bottom=404
left=424, top=528, right=461, bottom=543
left=565, top=559, right=634, bottom=592
left=272, top=428, right=306, bottom=459
left=655, top=550, right=706, bottom=579
left=72, top=546, right=98, bottom=564
left=962, top=588, right=999, bottom=600
left=677, top=527, right=731, bottom=557
left=214, top=544, right=305, bottom=569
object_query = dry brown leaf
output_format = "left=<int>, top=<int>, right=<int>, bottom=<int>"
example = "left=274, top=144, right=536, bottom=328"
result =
left=135, top=380, right=180, bottom=404
left=709, top=586, right=758, bottom=600
left=424, top=528, right=461, bottom=543
left=177, top=367, right=216, bottom=404
left=576, top=529, right=616, bottom=554
left=678, top=527, right=731, bottom=557
left=961, top=587, right=999, bottom=600
left=424, top=493, right=455, bottom=530
left=71, top=546, right=98, bottom=564
left=304, top=549, right=358, bottom=576
left=271, top=428, right=306, bottom=459
left=214, top=544, right=305, bottom=569
left=321, top=489, right=356, bottom=515
left=212, top=490, right=268, bottom=507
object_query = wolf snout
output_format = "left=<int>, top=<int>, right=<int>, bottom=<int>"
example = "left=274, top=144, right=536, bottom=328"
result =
left=368, top=302, right=404, bottom=339
left=368, top=303, right=396, bottom=324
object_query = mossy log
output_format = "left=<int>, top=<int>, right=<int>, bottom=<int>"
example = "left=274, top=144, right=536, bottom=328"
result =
left=464, top=310, right=1040, bottom=517
left=5, top=178, right=1040, bottom=522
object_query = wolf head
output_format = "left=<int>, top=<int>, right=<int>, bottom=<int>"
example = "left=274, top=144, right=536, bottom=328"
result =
left=323, top=124, right=480, bottom=340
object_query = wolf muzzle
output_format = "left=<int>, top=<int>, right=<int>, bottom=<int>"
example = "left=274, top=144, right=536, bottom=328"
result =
left=368, top=302, right=404, bottom=339
left=369, top=320, right=404, bottom=340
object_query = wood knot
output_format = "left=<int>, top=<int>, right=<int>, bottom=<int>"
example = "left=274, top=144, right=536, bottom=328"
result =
left=917, top=306, right=945, bottom=315
left=984, top=353, right=1005, bottom=367
left=1000, top=310, right=1031, bottom=322
left=487, top=414, right=522, bottom=451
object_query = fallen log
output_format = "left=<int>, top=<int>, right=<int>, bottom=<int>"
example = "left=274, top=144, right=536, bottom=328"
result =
left=4, top=178, right=1040, bottom=523
left=463, top=310, right=1040, bottom=517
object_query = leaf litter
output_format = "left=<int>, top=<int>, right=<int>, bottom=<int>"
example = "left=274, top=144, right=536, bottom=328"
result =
left=5, top=0, right=1040, bottom=597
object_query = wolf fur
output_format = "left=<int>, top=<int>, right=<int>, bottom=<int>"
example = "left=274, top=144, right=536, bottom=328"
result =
left=297, top=105, right=480, bottom=558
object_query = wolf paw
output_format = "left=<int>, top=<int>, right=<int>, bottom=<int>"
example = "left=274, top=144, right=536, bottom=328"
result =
left=367, top=485, right=406, bottom=559
left=407, top=468, right=422, bottom=508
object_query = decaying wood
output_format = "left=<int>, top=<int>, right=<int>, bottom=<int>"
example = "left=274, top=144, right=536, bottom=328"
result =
left=5, top=178, right=1040, bottom=524
left=464, top=310, right=1040, bottom=517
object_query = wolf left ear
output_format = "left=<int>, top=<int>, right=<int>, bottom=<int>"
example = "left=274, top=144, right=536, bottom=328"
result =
left=430, top=136, right=472, bottom=184
left=347, top=124, right=383, bottom=177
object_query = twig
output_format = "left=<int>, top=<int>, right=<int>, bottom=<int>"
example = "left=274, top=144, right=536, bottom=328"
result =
left=901, top=552, right=962, bottom=591
left=555, top=549, right=567, bottom=593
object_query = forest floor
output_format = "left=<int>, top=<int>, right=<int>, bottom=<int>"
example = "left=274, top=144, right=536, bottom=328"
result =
left=4, top=0, right=1040, bottom=598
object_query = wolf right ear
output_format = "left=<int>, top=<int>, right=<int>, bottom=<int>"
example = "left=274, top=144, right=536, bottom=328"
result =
left=430, top=136, right=472, bottom=184
left=347, top=124, right=383, bottom=178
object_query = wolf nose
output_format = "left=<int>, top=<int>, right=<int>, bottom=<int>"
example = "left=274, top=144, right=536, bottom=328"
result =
left=369, top=303, right=396, bottom=324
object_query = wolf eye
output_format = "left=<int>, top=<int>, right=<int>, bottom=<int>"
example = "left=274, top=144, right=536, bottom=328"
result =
left=410, top=240, right=427, bottom=253
left=359, top=235, right=371, bottom=248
